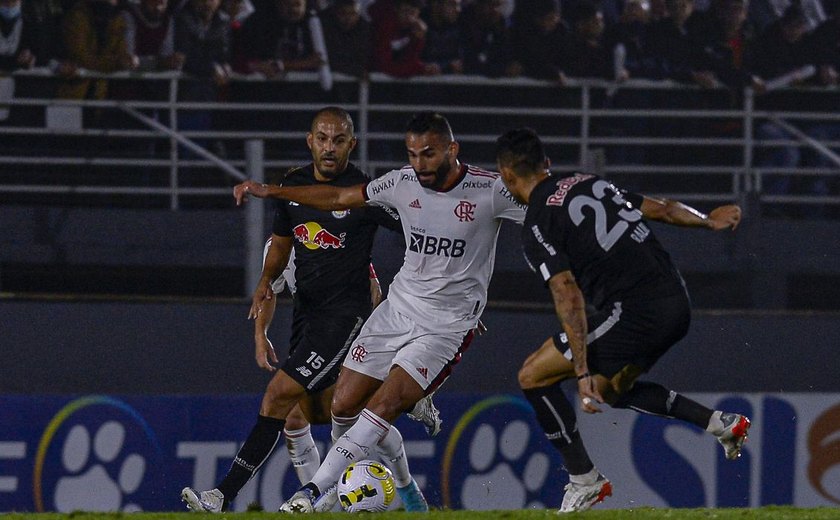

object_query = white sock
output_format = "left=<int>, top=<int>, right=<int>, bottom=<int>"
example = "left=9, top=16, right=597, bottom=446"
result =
left=331, top=413, right=359, bottom=443
left=284, top=425, right=320, bottom=484
left=377, top=425, right=412, bottom=488
left=706, top=410, right=724, bottom=434
left=569, top=467, right=600, bottom=486
left=310, top=409, right=390, bottom=494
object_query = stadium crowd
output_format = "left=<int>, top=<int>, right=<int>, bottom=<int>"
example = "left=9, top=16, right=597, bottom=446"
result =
left=0, top=0, right=838, bottom=212
left=0, top=0, right=838, bottom=89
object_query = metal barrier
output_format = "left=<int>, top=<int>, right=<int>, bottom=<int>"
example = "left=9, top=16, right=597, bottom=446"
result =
left=0, top=69, right=838, bottom=213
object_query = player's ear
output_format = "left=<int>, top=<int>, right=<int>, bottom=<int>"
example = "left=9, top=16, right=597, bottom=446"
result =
left=449, top=139, right=459, bottom=157
left=544, top=157, right=551, bottom=172
left=349, top=136, right=358, bottom=151
left=306, top=132, right=314, bottom=150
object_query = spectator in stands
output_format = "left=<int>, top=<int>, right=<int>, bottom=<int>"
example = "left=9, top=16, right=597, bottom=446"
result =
left=58, top=0, right=136, bottom=99
left=750, top=1, right=815, bottom=205
left=647, top=0, right=707, bottom=83
left=237, top=0, right=322, bottom=78
left=123, top=0, right=184, bottom=71
left=421, top=0, right=465, bottom=74
left=222, top=0, right=255, bottom=72
left=604, top=0, right=659, bottom=80
left=175, top=0, right=231, bottom=155
left=322, top=0, right=371, bottom=77
left=748, top=0, right=809, bottom=82
left=804, top=0, right=839, bottom=86
left=176, top=0, right=231, bottom=84
left=511, top=0, right=569, bottom=82
left=562, top=1, right=612, bottom=78
left=460, top=0, right=520, bottom=77
left=370, top=0, right=440, bottom=77
left=686, top=0, right=763, bottom=90
left=0, top=0, right=37, bottom=71
left=21, top=0, right=67, bottom=67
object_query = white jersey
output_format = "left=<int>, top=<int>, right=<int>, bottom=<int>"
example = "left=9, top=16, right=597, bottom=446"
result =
left=364, top=164, right=525, bottom=332
left=263, top=237, right=296, bottom=295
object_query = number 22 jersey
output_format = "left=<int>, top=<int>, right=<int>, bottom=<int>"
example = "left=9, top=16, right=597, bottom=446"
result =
left=523, top=173, right=685, bottom=309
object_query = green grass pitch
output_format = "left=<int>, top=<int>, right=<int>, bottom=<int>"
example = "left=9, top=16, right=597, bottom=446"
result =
left=2, top=508, right=837, bottom=520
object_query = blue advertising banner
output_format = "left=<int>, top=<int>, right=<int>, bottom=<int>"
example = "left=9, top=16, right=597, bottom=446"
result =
left=1, top=393, right=838, bottom=512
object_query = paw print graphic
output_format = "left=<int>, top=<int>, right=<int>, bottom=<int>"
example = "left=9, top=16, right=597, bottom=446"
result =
left=461, top=421, right=552, bottom=510
left=53, top=421, right=146, bottom=512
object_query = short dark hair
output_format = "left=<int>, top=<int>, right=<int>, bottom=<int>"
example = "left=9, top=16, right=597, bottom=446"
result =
left=405, top=111, right=454, bottom=141
left=312, top=106, right=354, bottom=134
left=495, top=127, right=546, bottom=177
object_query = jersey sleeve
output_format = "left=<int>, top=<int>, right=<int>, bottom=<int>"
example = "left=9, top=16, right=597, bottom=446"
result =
left=522, top=207, right=572, bottom=284
left=271, top=199, right=294, bottom=237
left=365, top=204, right=402, bottom=232
left=492, top=177, right=527, bottom=223
left=364, top=169, right=400, bottom=209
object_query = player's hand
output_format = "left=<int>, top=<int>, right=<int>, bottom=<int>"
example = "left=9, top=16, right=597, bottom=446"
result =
left=234, top=180, right=269, bottom=206
left=248, top=281, right=273, bottom=319
left=707, top=204, right=742, bottom=231
left=578, top=374, right=604, bottom=414
left=255, top=334, right=278, bottom=371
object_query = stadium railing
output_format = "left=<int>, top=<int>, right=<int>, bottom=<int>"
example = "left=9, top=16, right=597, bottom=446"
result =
left=0, top=69, right=838, bottom=214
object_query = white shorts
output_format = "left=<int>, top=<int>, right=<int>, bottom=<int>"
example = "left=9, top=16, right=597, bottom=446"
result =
left=342, top=300, right=475, bottom=391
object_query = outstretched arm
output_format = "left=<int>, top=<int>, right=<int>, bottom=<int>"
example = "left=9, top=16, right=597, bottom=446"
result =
left=233, top=180, right=367, bottom=210
left=639, top=197, right=741, bottom=231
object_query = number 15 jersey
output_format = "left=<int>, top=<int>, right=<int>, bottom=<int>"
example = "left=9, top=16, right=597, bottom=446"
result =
left=364, top=164, right=525, bottom=332
left=523, top=173, right=685, bottom=310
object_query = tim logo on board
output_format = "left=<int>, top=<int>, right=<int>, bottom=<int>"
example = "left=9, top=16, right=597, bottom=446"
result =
left=33, top=396, right=163, bottom=512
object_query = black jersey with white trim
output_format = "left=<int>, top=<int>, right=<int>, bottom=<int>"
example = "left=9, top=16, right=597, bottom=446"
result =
left=272, top=163, right=400, bottom=314
left=523, top=173, right=685, bottom=309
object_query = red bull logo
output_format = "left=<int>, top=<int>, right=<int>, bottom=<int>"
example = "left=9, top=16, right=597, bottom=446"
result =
left=293, top=222, right=346, bottom=250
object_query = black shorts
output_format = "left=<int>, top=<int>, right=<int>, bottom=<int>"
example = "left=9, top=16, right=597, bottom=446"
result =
left=282, top=308, right=366, bottom=394
left=552, top=291, right=691, bottom=379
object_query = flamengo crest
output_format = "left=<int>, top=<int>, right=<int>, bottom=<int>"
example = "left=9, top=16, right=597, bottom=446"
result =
left=454, top=200, right=476, bottom=222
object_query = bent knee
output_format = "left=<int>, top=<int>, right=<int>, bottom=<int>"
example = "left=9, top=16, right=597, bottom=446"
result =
left=284, top=412, right=309, bottom=431
left=518, top=363, right=538, bottom=389
left=330, top=394, right=364, bottom=418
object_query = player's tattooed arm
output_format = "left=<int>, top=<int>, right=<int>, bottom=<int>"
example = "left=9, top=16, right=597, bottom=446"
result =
left=640, top=196, right=741, bottom=231
left=549, top=271, right=603, bottom=413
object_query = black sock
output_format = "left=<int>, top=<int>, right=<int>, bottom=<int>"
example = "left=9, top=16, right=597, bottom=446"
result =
left=613, top=381, right=713, bottom=429
left=217, top=415, right=285, bottom=505
left=523, top=385, right=594, bottom=475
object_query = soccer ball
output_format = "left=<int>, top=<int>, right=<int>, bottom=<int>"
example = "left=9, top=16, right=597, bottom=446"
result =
left=336, top=460, right=396, bottom=512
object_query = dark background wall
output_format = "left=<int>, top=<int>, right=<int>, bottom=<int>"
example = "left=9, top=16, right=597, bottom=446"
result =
left=2, top=205, right=840, bottom=309
left=4, top=298, right=838, bottom=394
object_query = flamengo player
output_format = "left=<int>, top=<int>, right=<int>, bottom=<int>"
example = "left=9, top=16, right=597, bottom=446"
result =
left=233, top=112, right=526, bottom=512
left=183, top=107, right=434, bottom=513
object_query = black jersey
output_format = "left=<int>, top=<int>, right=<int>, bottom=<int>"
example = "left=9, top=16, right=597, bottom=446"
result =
left=523, top=173, right=685, bottom=309
left=272, top=163, right=400, bottom=314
